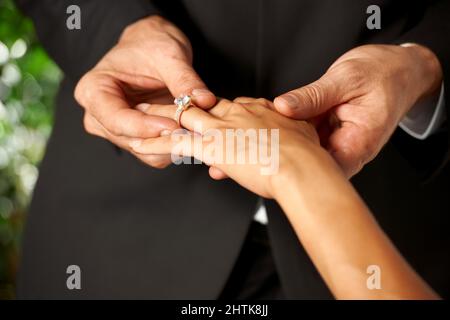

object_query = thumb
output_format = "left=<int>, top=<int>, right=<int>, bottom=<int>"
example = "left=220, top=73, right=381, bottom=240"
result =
left=274, top=74, right=344, bottom=119
left=156, top=57, right=216, bottom=109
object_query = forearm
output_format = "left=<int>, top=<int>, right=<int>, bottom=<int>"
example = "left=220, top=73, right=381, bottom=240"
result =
left=273, top=148, right=439, bottom=299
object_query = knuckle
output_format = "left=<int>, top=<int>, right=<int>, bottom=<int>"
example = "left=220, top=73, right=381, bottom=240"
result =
left=230, top=101, right=246, bottom=110
left=153, top=36, right=190, bottom=64
left=83, top=114, right=98, bottom=136
left=337, top=133, right=374, bottom=168
left=151, top=15, right=167, bottom=25
left=227, top=102, right=248, bottom=116
left=339, top=60, right=359, bottom=75
left=109, top=109, right=147, bottom=137
left=155, top=43, right=180, bottom=60
left=255, top=98, right=272, bottom=107
left=107, top=116, right=125, bottom=137
left=74, top=73, right=93, bottom=107
left=146, top=15, right=166, bottom=29
left=353, top=135, right=377, bottom=166
left=213, top=107, right=239, bottom=122
left=82, top=115, right=93, bottom=133
left=233, top=97, right=252, bottom=103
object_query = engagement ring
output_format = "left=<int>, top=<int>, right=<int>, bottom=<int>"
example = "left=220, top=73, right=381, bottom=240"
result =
left=174, top=95, right=193, bottom=126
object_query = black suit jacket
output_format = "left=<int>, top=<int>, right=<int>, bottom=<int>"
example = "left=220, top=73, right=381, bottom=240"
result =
left=15, top=0, right=450, bottom=299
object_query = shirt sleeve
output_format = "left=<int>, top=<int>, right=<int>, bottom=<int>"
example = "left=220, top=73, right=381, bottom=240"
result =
left=392, top=0, right=450, bottom=175
left=399, top=83, right=446, bottom=140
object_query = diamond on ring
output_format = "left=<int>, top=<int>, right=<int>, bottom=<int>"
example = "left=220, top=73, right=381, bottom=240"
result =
left=174, top=95, right=192, bottom=109
left=174, top=95, right=192, bottom=125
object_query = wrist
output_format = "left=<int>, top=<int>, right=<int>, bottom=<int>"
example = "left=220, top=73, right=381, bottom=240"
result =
left=270, top=142, right=363, bottom=228
left=401, top=43, right=443, bottom=101
left=270, top=143, right=343, bottom=202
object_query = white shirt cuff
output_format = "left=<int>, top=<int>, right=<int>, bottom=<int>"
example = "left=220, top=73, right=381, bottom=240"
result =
left=399, top=83, right=446, bottom=140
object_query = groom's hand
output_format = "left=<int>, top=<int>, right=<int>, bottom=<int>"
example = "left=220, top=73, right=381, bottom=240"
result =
left=274, top=44, right=442, bottom=177
left=74, top=15, right=216, bottom=168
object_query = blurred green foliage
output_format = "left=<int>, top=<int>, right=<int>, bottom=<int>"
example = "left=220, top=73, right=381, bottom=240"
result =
left=0, top=0, right=62, bottom=299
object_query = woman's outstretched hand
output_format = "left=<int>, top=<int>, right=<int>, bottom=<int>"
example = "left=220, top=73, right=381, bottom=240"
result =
left=131, top=97, right=438, bottom=299
left=129, top=97, right=335, bottom=199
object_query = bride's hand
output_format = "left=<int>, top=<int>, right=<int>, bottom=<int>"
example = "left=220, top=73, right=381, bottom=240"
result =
left=130, top=97, right=332, bottom=198
left=132, top=97, right=439, bottom=300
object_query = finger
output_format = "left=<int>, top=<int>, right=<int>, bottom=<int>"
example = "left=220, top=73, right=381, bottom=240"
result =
left=201, top=97, right=258, bottom=119
left=100, top=70, right=166, bottom=92
left=85, top=112, right=174, bottom=168
left=130, top=132, right=207, bottom=161
left=155, top=57, right=216, bottom=108
left=209, top=167, right=229, bottom=180
left=135, top=103, right=175, bottom=118
left=77, top=73, right=178, bottom=138
left=206, top=98, right=237, bottom=118
left=233, top=97, right=257, bottom=103
left=129, top=134, right=177, bottom=155
left=234, top=97, right=275, bottom=110
left=131, top=130, right=223, bottom=168
left=274, top=72, right=345, bottom=119
left=327, top=122, right=376, bottom=178
left=136, top=103, right=220, bottom=133
left=86, top=112, right=167, bottom=156
left=85, top=112, right=132, bottom=148
left=134, top=153, right=172, bottom=169
left=83, top=113, right=107, bottom=138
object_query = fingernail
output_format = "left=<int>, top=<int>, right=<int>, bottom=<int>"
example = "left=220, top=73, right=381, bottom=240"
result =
left=160, top=130, right=172, bottom=137
left=280, top=94, right=299, bottom=108
left=136, top=103, right=150, bottom=112
left=192, top=88, right=214, bottom=97
left=129, top=139, right=142, bottom=149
